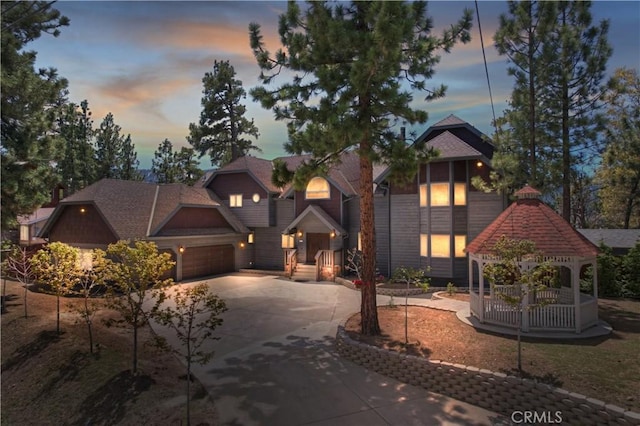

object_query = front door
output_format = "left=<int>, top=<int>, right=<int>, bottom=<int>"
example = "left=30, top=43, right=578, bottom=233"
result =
left=306, top=233, right=330, bottom=263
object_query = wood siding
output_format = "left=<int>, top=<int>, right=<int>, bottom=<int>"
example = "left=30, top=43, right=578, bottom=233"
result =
left=374, top=195, right=391, bottom=276
left=224, top=198, right=270, bottom=228
left=294, top=182, right=342, bottom=223
left=252, top=199, right=294, bottom=270
left=389, top=194, right=420, bottom=271
left=346, top=197, right=360, bottom=251
left=468, top=192, right=505, bottom=240
left=208, top=172, right=271, bottom=227
left=390, top=176, right=417, bottom=195
left=159, top=207, right=230, bottom=232
left=49, top=204, right=117, bottom=245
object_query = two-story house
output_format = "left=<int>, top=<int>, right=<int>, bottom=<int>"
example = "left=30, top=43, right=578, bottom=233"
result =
left=41, top=115, right=505, bottom=284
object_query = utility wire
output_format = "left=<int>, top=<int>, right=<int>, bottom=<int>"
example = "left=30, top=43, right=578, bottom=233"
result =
left=475, top=0, right=498, bottom=135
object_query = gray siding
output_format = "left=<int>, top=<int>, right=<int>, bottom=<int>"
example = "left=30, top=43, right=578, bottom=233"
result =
left=224, top=198, right=270, bottom=228
left=346, top=197, right=361, bottom=251
left=430, top=208, right=450, bottom=234
left=252, top=199, right=294, bottom=270
left=428, top=257, right=452, bottom=278
left=374, top=195, right=391, bottom=276
left=453, top=207, right=467, bottom=234
left=389, top=194, right=420, bottom=272
left=468, top=192, right=505, bottom=240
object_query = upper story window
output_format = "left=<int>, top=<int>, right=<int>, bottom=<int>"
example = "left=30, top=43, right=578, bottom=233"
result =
left=305, top=177, right=330, bottom=200
left=230, top=194, right=242, bottom=207
left=430, top=183, right=450, bottom=206
left=454, top=183, right=467, bottom=206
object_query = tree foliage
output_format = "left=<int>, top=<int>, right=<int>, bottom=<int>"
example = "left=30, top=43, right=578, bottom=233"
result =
left=57, top=100, right=96, bottom=193
left=96, top=240, right=174, bottom=373
left=249, top=0, right=471, bottom=335
left=1, top=1, right=69, bottom=229
left=30, top=242, right=81, bottom=334
left=490, top=1, right=612, bottom=223
left=152, top=139, right=203, bottom=184
left=595, top=67, right=640, bottom=229
left=152, top=283, right=227, bottom=425
left=188, top=60, right=260, bottom=167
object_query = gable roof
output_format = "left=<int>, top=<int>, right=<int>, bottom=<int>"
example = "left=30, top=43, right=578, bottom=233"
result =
left=466, top=186, right=599, bottom=258
left=426, top=130, right=485, bottom=160
left=41, top=179, right=247, bottom=240
left=202, top=156, right=280, bottom=193
left=282, top=205, right=346, bottom=236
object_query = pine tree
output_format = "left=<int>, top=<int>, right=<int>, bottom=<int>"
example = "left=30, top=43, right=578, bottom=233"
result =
left=542, top=1, right=612, bottom=221
left=595, top=68, right=640, bottom=228
left=58, top=100, right=96, bottom=193
left=94, top=113, right=124, bottom=179
left=492, top=0, right=558, bottom=193
left=152, top=139, right=177, bottom=184
left=1, top=1, right=69, bottom=228
left=120, top=134, right=143, bottom=181
left=250, top=1, right=471, bottom=335
left=174, top=147, right=203, bottom=185
left=187, top=60, right=260, bottom=167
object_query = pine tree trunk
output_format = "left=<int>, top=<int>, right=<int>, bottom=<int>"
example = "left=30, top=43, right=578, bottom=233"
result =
left=133, top=322, right=138, bottom=374
left=528, top=2, right=537, bottom=186
left=56, top=294, right=61, bottom=335
left=359, top=140, right=380, bottom=336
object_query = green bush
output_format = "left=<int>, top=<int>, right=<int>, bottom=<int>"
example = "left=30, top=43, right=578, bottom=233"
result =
left=621, top=241, right=640, bottom=298
left=597, top=244, right=623, bottom=297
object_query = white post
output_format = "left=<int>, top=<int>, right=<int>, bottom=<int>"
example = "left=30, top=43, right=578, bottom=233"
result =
left=573, top=261, right=581, bottom=333
left=478, top=258, right=485, bottom=322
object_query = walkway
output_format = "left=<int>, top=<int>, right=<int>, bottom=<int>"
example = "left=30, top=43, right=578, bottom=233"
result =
left=151, top=274, right=506, bottom=425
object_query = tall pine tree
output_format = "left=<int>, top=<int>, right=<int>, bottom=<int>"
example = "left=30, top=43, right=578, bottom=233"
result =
left=151, top=139, right=202, bottom=184
left=187, top=60, right=260, bottom=167
left=120, top=134, right=142, bottom=181
left=94, top=113, right=123, bottom=179
left=250, top=1, right=471, bottom=335
left=58, top=100, right=96, bottom=193
left=542, top=0, right=612, bottom=221
left=1, top=1, right=69, bottom=228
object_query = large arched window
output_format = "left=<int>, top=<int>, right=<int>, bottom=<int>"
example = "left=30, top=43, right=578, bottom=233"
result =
left=305, top=177, right=330, bottom=199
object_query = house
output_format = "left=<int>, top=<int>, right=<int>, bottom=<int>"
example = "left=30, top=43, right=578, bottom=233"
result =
left=41, top=115, right=505, bottom=283
left=39, top=179, right=251, bottom=281
left=577, top=229, right=640, bottom=256
left=17, top=207, right=55, bottom=247
left=373, top=115, right=505, bottom=284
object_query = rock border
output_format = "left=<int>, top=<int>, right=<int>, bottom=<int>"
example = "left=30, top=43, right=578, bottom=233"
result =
left=335, top=276, right=469, bottom=297
left=336, top=321, right=640, bottom=425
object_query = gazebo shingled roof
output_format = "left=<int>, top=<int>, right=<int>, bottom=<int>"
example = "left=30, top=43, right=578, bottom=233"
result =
left=465, top=185, right=599, bottom=258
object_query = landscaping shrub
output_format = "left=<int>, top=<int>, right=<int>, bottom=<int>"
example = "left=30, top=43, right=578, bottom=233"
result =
left=621, top=241, right=640, bottom=298
left=597, top=244, right=623, bottom=297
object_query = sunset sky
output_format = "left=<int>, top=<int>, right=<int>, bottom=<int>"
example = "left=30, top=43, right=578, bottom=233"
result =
left=31, top=1, right=640, bottom=169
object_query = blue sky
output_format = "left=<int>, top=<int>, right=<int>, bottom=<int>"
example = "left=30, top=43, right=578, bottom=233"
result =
left=31, top=1, right=640, bottom=169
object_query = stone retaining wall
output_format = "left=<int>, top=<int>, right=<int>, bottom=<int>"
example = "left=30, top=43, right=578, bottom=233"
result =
left=336, top=325, right=640, bottom=426
left=335, top=276, right=468, bottom=297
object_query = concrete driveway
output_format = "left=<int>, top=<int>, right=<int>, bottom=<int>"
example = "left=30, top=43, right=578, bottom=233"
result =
left=150, top=274, right=504, bottom=425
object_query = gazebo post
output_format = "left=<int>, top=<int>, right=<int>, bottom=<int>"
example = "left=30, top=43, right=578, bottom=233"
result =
left=478, top=259, right=485, bottom=322
left=573, top=260, right=581, bottom=333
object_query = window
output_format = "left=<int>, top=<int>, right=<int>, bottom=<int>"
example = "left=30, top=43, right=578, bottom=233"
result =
left=248, top=232, right=254, bottom=244
left=420, top=234, right=428, bottom=257
left=78, top=249, right=93, bottom=271
left=19, top=225, right=29, bottom=242
left=252, top=193, right=261, bottom=203
left=419, top=184, right=427, bottom=207
left=230, top=194, right=242, bottom=207
left=281, top=234, right=295, bottom=249
left=454, top=235, right=466, bottom=257
left=305, top=177, right=330, bottom=199
left=454, top=183, right=466, bottom=206
left=431, top=234, right=450, bottom=258
left=430, top=183, right=449, bottom=206
left=357, top=232, right=362, bottom=251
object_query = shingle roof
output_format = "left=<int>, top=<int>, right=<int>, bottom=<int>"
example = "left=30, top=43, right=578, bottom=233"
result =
left=577, top=229, right=640, bottom=250
left=43, top=179, right=246, bottom=239
left=432, top=114, right=468, bottom=127
left=426, top=130, right=483, bottom=160
left=466, top=186, right=599, bottom=258
left=206, top=156, right=280, bottom=193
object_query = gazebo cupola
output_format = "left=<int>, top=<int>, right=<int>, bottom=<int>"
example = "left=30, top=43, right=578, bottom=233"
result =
left=466, top=185, right=600, bottom=333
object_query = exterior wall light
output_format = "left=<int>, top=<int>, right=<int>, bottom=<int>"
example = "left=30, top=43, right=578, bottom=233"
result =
left=178, top=245, right=185, bottom=254
left=476, top=161, right=483, bottom=168
left=297, top=230, right=303, bottom=238
left=330, top=230, right=336, bottom=239
left=239, top=241, right=246, bottom=249
left=248, top=232, right=254, bottom=244
left=80, top=207, right=86, bottom=213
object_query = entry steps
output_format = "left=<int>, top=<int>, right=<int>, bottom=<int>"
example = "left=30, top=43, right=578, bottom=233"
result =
left=291, top=263, right=317, bottom=281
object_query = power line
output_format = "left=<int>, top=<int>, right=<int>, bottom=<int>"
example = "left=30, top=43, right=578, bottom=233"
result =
left=475, top=0, right=498, bottom=135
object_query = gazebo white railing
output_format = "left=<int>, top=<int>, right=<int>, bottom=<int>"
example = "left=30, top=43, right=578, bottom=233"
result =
left=468, top=253, right=599, bottom=333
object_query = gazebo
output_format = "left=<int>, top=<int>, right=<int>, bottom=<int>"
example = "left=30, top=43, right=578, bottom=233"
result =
left=466, top=186, right=600, bottom=333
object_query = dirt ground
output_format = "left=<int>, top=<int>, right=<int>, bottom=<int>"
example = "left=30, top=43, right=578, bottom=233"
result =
left=345, top=299, right=640, bottom=412
left=1, top=280, right=219, bottom=425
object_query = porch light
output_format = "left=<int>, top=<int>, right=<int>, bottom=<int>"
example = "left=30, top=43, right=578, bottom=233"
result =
left=248, top=232, right=254, bottom=244
left=330, top=230, right=336, bottom=239
left=80, top=207, right=86, bottom=214
left=178, top=245, right=185, bottom=254
left=239, top=241, right=246, bottom=249
left=297, top=229, right=303, bottom=238
left=476, top=161, right=483, bottom=168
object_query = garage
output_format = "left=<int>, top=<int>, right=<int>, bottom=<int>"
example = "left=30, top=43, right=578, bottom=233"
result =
left=181, top=244, right=235, bottom=280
